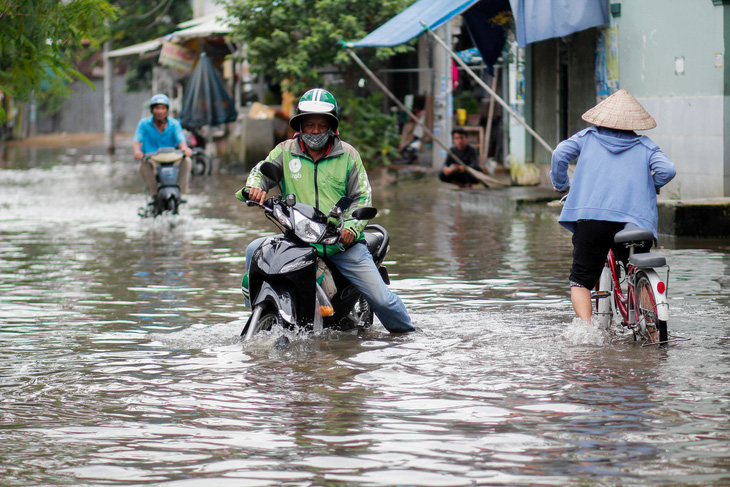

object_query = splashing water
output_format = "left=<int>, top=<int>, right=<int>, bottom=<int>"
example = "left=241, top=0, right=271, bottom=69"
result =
left=562, top=316, right=611, bottom=346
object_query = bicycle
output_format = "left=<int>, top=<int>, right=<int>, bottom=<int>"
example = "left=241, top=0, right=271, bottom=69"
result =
left=591, top=223, right=680, bottom=347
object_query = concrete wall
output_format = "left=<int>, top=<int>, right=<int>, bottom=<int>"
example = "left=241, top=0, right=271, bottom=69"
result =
left=614, top=0, right=726, bottom=198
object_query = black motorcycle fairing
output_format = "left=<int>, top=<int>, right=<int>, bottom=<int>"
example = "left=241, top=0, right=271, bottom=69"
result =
left=250, top=237, right=318, bottom=327
left=251, top=282, right=296, bottom=324
left=255, top=238, right=317, bottom=275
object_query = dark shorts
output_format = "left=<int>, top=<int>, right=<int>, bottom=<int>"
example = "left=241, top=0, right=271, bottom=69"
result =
left=569, top=220, right=632, bottom=289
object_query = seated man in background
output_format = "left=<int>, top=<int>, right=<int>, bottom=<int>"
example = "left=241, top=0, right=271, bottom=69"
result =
left=438, top=127, right=482, bottom=188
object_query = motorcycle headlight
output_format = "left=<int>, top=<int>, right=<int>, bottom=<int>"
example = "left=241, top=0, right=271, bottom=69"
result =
left=293, top=209, right=326, bottom=243
left=274, top=206, right=292, bottom=230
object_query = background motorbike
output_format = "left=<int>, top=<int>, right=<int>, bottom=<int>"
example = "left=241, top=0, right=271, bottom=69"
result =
left=138, top=148, right=183, bottom=218
left=185, top=128, right=212, bottom=176
left=240, top=163, right=389, bottom=341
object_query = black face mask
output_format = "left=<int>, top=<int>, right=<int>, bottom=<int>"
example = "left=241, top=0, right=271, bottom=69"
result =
left=301, top=130, right=334, bottom=150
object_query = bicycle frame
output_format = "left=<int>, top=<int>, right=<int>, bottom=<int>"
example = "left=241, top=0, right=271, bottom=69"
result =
left=604, top=249, right=669, bottom=325
left=594, top=240, right=673, bottom=347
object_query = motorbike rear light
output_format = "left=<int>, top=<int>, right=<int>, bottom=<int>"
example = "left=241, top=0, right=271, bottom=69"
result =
left=657, top=281, right=665, bottom=294
left=319, top=305, right=334, bottom=317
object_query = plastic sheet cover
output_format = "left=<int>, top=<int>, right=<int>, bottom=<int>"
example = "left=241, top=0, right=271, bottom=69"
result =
left=180, top=53, right=238, bottom=128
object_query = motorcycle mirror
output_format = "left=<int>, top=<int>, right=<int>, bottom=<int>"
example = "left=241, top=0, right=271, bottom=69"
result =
left=351, top=207, right=377, bottom=220
left=335, top=197, right=354, bottom=212
left=260, top=162, right=283, bottom=183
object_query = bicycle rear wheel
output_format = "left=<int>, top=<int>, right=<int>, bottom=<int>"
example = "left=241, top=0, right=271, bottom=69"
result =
left=634, top=272, right=668, bottom=345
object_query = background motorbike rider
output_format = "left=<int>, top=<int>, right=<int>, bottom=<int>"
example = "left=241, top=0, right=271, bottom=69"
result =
left=238, top=88, right=416, bottom=334
left=133, top=94, right=193, bottom=203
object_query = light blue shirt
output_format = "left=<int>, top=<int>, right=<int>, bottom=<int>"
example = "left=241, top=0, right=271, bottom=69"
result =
left=133, top=116, right=186, bottom=154
left=550, top=126, right=676, bottom=238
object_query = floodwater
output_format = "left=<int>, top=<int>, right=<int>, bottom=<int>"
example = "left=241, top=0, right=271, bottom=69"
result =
left=1, top=141, right=729, bottom=486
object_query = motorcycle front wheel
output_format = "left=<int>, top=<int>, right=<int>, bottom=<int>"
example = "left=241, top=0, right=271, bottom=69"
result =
left=244, top=305, right=280, bottom=340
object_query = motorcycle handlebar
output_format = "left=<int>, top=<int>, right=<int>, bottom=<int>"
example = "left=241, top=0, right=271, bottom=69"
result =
left=144, top=149, right=185, bottom=164
left=144, top=149, right=184, bottom=156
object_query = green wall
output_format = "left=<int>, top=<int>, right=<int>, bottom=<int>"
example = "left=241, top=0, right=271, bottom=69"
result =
left=615, top=0, right=724, bottom=97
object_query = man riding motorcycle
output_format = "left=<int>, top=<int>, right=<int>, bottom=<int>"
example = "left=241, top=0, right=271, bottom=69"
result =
left=133, top=94, right=193, bottom=205
left=237, top=88, right=416, bottom=334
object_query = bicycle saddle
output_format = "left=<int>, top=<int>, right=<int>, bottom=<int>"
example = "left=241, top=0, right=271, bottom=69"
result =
left=614, top=223, right=654, bottom=246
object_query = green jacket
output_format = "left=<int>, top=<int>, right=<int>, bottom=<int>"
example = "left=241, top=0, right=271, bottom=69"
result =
left=236, top=135, right=372, bottom=257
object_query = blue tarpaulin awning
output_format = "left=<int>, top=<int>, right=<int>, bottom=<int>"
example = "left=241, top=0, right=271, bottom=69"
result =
left=345, top=0, right=608, bottom=49
left=344, top=0, right=480, bottom=48
left=510, top=0, right=609, bottom=47
left=343, top=0, right=608, bottom=155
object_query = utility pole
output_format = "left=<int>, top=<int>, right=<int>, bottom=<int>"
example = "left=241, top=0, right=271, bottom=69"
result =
left=103, top=25, right=115, bottom=155
left=431, top=23, right=452, bottom=171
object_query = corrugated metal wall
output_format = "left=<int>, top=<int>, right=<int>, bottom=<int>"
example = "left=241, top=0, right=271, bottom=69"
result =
left=37, top=74, right=150, bottom=135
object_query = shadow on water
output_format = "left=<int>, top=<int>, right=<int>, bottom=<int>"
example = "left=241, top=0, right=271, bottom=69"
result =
left=1, top=141, right=729, bottom=486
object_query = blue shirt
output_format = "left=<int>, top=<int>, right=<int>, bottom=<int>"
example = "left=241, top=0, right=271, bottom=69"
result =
left=133, top=116, right=186, bottom=154
left=550, top=126, right=676, bottom=238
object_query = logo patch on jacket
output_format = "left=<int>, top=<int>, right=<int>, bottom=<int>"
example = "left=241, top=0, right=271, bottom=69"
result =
left=289, top=158, right=302, bottom=178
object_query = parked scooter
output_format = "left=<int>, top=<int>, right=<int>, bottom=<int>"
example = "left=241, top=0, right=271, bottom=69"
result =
left=239, top=163, right=389, bottom=341
left=185, top=128, right=212, bottom=176
left=138, top=148, right=184, bottom=218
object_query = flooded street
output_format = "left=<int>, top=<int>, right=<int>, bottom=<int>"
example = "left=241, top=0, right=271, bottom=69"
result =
left=1, top=140, right=729, bottom=486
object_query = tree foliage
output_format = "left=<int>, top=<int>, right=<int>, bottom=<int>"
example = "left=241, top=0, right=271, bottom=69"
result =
left=223, top=0, right=416, bottom=165
left=333, top=87, right=400, bottom=167
left=109, top=0, right=192, bottom=91
left=223, top=0, right=415, bottom=95
left=0, top=0, right=117, bottom=121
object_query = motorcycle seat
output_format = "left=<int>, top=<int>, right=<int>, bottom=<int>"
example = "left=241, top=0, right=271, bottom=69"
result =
left=364, top=231, right=384, bottom=256
left=363, top=224, right=389, bottom=261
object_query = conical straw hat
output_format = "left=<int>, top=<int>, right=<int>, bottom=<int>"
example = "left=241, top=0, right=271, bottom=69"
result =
left=581, top=89, right=656, bottom=130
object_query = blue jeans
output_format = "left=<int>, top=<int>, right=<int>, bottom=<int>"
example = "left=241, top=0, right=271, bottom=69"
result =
left=245, top=237, right=414, bottom=333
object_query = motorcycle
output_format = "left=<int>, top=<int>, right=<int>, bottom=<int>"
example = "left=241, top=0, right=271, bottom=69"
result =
left=185, top=128, right=212, bottom=176
left=239, top=162, right=390, bottom=341
left=138, top=148, right=184, bottom=218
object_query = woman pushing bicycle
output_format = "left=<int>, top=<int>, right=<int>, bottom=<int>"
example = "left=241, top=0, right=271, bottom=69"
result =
left=550, top=89, right=676, bottom=322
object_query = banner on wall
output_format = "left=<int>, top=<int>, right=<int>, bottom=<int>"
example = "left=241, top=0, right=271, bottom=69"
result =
left=158, top=42, right=197, bottom=72
left=595, top=28, right=619, bottom=101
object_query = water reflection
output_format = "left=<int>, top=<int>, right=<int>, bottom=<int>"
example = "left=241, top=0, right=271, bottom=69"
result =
left=1, top=141, right=729, bottom=486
